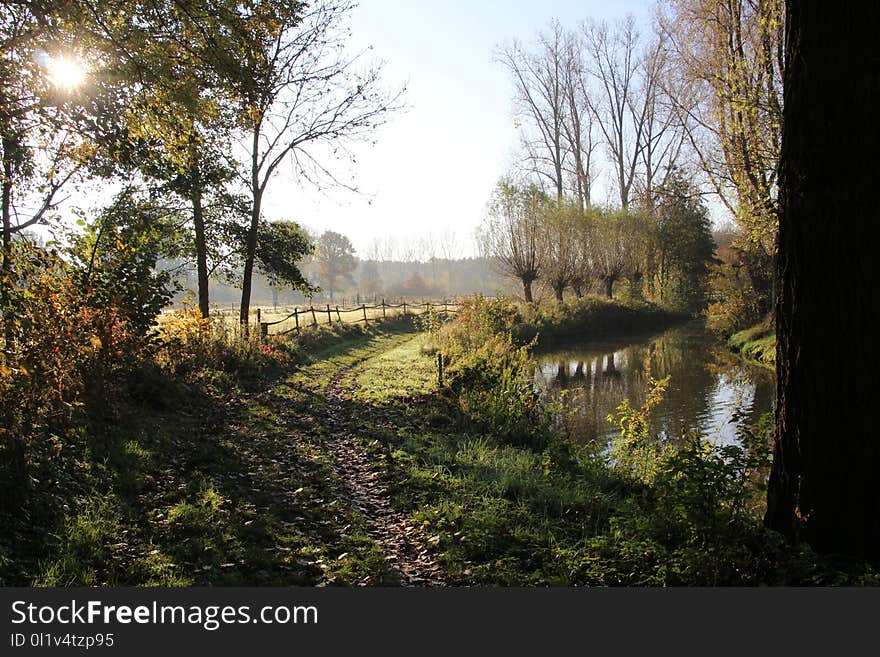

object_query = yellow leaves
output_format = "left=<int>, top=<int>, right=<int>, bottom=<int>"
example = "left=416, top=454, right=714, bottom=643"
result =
left=90, top=335, right=103, bottom=350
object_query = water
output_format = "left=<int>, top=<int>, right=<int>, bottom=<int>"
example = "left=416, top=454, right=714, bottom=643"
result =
left=535, top=321, right=774, bottom=448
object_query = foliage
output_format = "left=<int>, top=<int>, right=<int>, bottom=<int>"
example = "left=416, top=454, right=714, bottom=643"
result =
left=607, top=373, right=672, bottom=483
left=653, top=172, right=718, bottom=311
left=478, top=178, right=545, bottom=301
left=312, top=230, right=357, bottom=300
left=432, top=296, right=550, bottom=447
left=0, top=231, right=172, bottom=513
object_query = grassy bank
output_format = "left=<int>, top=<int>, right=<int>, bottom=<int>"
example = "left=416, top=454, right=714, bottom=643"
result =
left=728, top=319, right=776, bottom=368
left=369, top=297, right=872, bottom=585
left=462, top=295, right=686, bottom=348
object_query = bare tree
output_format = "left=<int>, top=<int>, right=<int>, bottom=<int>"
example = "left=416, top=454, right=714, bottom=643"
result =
left=496, top=20, right=568, bottom=201
left=561, top=29, right=598, bottom=211
left=634, top=35, right=686, bottom=209
left=229, top=0, right=402, bottom=329
left=479, top=178, right=544, bottom=302
left=582, top=16, right=647, bottom=210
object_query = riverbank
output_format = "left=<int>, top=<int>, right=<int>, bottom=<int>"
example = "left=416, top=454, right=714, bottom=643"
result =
left=728, top=320, right=776, bottom=369
left=462, top=295, right=688, bottom=348
left=3, top=306, right=871, bottom=586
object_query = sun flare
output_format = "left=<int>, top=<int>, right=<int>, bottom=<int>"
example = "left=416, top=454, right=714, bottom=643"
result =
left=47, top=55, right=86, bottom=91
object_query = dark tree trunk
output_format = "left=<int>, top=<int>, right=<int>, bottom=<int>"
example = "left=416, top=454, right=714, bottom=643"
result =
left=1, top=137, right=14, bottom=348
left=190, top=184, right=210, bottom=320
left=522, top=278, right=533, bottom=303
left=604, top=277, right=613, bottom=299
left=553, top=284, right=564, bottom=302
left=240, top=128, right=262, bottom=334
left=765, top=3, right=880, bottom=559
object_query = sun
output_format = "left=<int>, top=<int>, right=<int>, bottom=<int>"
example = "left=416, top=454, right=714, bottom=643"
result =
left=47, top=55, right=86, bottom=91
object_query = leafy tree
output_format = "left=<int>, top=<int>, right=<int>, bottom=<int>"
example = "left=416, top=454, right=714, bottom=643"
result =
left=314, top=230, right=356, bottom=300
left=479, top=178, right=545, bottom=302
left=540, top=199, right=579, bottom=301
left=592, top=209, right=631, bottom=299
left=253, top=220, right=314, bottom=301
left=1, top=2, right=96, bottom=334
left=653, top=172, right=717, bottom=310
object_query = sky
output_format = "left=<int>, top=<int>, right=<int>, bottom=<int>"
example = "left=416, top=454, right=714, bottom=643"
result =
left=260, top=0, right=653, bottom=259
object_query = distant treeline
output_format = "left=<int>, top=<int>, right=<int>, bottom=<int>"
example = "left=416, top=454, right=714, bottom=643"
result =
left=163, top=257, right=519, bottom=308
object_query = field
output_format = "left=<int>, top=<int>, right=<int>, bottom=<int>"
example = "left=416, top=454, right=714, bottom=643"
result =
left=160, top=299, right=462, bottom=336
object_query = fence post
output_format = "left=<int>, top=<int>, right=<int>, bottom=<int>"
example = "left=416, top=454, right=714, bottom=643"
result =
left=362, top=304, right=368, bottom=324
left=382, top=298, right=386, bottom=318
left=256, top=308, right=262, bottom=342
left=295, top=308, right=300, bottom=332
left=437, top=353, right=443, bottom=387
left=311, top=306, right=317, bottom=326
left=336, top=306, right=341, bottom=322
left=327, top=304, right=332, bottom=325
left=403, top=300, right=407, bottom=315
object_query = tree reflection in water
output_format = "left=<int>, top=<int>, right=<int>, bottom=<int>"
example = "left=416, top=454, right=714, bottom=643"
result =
left=535, top=321, right=774, bottom=448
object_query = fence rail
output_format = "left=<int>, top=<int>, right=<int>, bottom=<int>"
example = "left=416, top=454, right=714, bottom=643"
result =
left=256, top=299, right=459, bottom=338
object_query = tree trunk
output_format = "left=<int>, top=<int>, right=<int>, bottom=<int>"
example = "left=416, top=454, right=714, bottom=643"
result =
left=191, top=184, right=210, bottom=320
left=240, top=127, right=262, bottom=334
left=765, top=3, right=880, bottom=559
left=239, top=194, right=261, bottom=333
left=522, top=278, right=533, bottom=303
left=1, top=138, right=14, bottom=348
left=604, top=277, right=613, bottom=299
left=554, top=284, right=564, bottom=302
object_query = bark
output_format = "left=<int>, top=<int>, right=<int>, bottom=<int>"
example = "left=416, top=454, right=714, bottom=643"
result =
left=1, top=137, right=14, bottom=347
left=522, top=278, right=534, bottom=302
left=553, top=284, right=564, bottom=301
left=240, top=127, right=262, bottom=334
left=765, top=3, right=880, bottom=558
left=604, top=277, right=613, bottom=298
left=190, top=183, right=210, bottom=319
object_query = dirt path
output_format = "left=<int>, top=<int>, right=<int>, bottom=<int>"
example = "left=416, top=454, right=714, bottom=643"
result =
left=324, top=360, right=445, bottom=587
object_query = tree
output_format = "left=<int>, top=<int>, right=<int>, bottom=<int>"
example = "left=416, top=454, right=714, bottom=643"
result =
left=1, top=3, right=94, bottom=336
left=496, top=21, right=568, bottom=201
left=540, top=199, right=579, bottom=301
left=314, top=230, right=356, bottom=300
left=228, top=0, right=400, bottom=330
left=95, top=1, right=240, bottom=319
left=570, top=209, right=597, bottom=297
left=479, top=178, right=544, bottom=302
left=765, top=3, right=880, bottom=559
left=592, top=209, right=631, bottom=299
left=561, top=29, right=597, bottom=211
left=252, top=220, right=314, bottom=305
left=657, top=0, right=782, bottom=256
left=653, top=171, right=716, bottom=309
left=582, top=16, right=647, bottom=210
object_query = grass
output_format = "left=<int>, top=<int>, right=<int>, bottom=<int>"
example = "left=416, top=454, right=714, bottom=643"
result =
left=1, top=317, right=421, bottom=586
left=197, top=302, right=460, bottom=336
left=728, top=319, right=776, bottom=368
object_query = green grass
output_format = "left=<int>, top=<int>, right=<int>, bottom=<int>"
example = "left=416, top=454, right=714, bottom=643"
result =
left=729, top=320, right=776, bottom=368
left=1, top=317, right=420, bottom=586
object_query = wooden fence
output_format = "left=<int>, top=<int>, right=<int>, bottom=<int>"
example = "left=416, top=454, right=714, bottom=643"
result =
left=257, top=299, right=459, bottom=338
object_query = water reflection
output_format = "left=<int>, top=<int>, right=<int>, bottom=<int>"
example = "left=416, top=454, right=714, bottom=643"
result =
left=535, top=322, right=774, bottom=448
